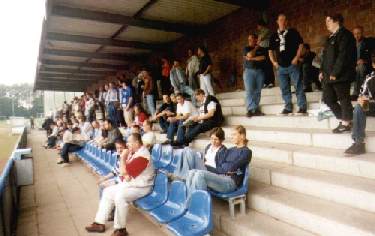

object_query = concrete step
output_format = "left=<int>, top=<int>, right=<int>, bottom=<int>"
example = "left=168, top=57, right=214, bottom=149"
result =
left=216, top=88, right=305, bottom=99
left=213, top=200, right=315, bottom=236
left=249, top=181, right=375, bottom=236
left=222, top=102, right=321, bottom=116
left=250, top=159, right=375, bottom=213
left=156, top=125, right=375, bottom=152
left=191, top=138, right=375, bottom=181
left=225, top=115, right=375, bottom=132
left=220, top=92, right=322, bottom=107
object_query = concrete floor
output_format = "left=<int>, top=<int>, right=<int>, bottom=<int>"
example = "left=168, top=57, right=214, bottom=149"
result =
left=16, top=130, right=166, bottom=236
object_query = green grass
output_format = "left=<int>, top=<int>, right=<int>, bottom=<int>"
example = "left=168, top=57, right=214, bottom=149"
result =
left=0, top=122, right=20, bottom=165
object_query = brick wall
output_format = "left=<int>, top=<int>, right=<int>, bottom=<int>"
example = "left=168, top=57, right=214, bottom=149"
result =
left=149, top=0, right=375, bottom=92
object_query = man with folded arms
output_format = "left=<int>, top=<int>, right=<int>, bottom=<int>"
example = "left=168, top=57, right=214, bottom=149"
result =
left=85, top=133, right=155, bottom=236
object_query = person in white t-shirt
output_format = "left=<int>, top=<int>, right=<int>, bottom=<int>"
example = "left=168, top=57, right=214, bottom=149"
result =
left=203, top=127, right=226, bottom=171
left=163, top=93, right=196, bottom=145
left=142, top=120, right=156, bottom=149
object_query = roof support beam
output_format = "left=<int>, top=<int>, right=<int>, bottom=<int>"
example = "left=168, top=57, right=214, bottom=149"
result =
left=39, top=67, right=116, bottom=75
left=51, top=5, right=198, bottom=34
left=214, top=0, right=269, bottom=9
left=46, top=32, right=162, bottom=50
left=41, top=59, right=128, bottom=70
left=43, top=48, right=144, bottom=61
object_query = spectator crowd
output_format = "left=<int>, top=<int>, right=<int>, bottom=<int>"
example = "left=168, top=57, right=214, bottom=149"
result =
left=39, top=12, right=375, bottom=236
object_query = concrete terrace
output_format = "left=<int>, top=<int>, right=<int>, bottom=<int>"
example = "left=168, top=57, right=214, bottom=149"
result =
left=16, top=130, right=166, bottom=236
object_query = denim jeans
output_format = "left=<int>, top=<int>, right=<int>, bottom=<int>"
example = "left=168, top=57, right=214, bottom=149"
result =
left=186, top=169, right=237, bottom=195
left=278, top=64, right=307, bottom=111
left=199, top=74, right=214, bottom=95
left=243, top=68, right=265, bottom=112
left=61, top=143, right=82, bottom=163
left=185, top=120, right=218, bottom=144
left=167, top=120, right=183, bottom=141
left=108, top=102, right=118, bottom=127
left=159, top=117, right=169, bottom=132
left=352, top=104, right=367, bottom=143
left=146, top=95, right=156, bottom=116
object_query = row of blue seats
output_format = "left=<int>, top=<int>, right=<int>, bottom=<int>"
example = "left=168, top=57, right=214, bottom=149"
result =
left=135, top=172, right=213, bottom=236
left=75, top=142, right=117, bottom=176
left=74, top=143, right=213, bottom=236
left=151, top=144, right=250, bottom=219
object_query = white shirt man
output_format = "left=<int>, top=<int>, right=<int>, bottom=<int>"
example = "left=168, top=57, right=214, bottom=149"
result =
left=86, top=134, right=155, bottom=236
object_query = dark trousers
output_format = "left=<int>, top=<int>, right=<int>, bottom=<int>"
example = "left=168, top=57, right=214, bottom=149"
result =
left=161, top=77, right=172, bottom=95
left=167, top=120, right=183, bottom=141
left=185, top=120, right=218, bottom=144
left=107, top=102, right=118, bottom=127
left=47, top=136, right=57, bottom=148
left=323, top=81, right=353, bottom=121
left=61, top=143, right=82, bottom=163
left=264, top=59, right=275, bottom=86
left=159, top=117, right=169, bottom=132
left=302, top=65, right=321, bottom=90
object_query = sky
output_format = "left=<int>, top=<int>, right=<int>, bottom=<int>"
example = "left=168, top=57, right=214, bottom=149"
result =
left=0, top=1, right=46, bottom=86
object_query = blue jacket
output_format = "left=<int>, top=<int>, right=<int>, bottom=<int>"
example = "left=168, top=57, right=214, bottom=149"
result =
left=213, top=146, right=252, bottom=187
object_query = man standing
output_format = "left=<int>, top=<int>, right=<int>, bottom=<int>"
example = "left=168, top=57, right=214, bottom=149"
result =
left=352, top=26, right=374, bottom=98
left=106, top=82, right=119, bottom=127
left=119, top=80, right=134, bottom=127
left=85, top=133, right=155, bottom=236
left=269, top=13, right=307, bottom=115
left=321, top=13, right=356, bottom=133
left=198, top=46, right=214, bottom=96
left=186, top=49, right=200, bottom=89
left=300, top=43, right=321, bottom=92
left=243, top=33, right=267, bottom=117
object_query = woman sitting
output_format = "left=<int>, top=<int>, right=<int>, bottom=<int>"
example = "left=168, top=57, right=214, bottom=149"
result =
left=172, top=127, right=226, bottom=179
left=186, top=125, right=251, bottom=194
left=133, top=103, right=149, bottom=126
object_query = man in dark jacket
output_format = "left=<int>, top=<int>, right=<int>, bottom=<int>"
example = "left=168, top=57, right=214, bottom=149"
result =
left=179, top=89, right=224, bottom=145
left=345, top=52, right=375, bottom=155
left=321, top=13, right=356, bottom=133
left=352, top=26, right=375, bottom=98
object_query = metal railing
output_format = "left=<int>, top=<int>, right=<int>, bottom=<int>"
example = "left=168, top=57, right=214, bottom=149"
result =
left=0, top=127, right=27, bottom=236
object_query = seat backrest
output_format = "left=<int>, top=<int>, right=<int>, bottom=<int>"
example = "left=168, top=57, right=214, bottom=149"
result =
left=151, top=144, right=162, bottom=163
left=153, top=172, right=168, bottom=200
left=159, top=145, right=173, bottom=167
left=101, top=149, right=106, bottom=161
left=110, top=152, right=117, bottom=167
left=168, top=148, right=184, bottom=172
left=169, top=181, right=187, bottom=206
left=188, top=190, right=212, bottom=223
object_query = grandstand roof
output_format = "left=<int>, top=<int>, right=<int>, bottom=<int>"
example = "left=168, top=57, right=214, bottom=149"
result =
left=33, top=0, right=268, bottom=91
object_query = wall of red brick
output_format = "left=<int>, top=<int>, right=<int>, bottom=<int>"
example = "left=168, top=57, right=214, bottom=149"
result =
left=148, top=0, right=375, bottom=92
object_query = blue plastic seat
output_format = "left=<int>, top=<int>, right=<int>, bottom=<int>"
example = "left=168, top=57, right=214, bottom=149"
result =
left=209, top=166, right=250, bottom=218
left=149, top=181, right=187, bottom=223
left=110, top=152, right=117, bottom=168
left=135, top=172, right=168, bottom=211
left=155, top=145, right=173, bottom=169
left=163, top=148, right=184, bottom=173
left=151, top=144, right=162, bottom=166
left=167, top=190, right=213, bottom=236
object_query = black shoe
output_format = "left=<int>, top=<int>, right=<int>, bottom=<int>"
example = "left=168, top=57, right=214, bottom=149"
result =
left=332, top=122, right=352, bottom=134
left=171, top=141, right=185, bottom=148
left=280, top=109, right=292, bottom=116
left=57, top=161, right=64, bottom=164
left=304, top=88, right=313, bottom=93
left=344, top=143, right=366, bottom=156
left=267, top=83, right=274, bottom=88
left=246, top=110, right=253, bottom=117
left=295, top=108, right=308, bottom=116
left=253, top=109, right=265, bottom=116
left=162, top=140, right=171, bottom=145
